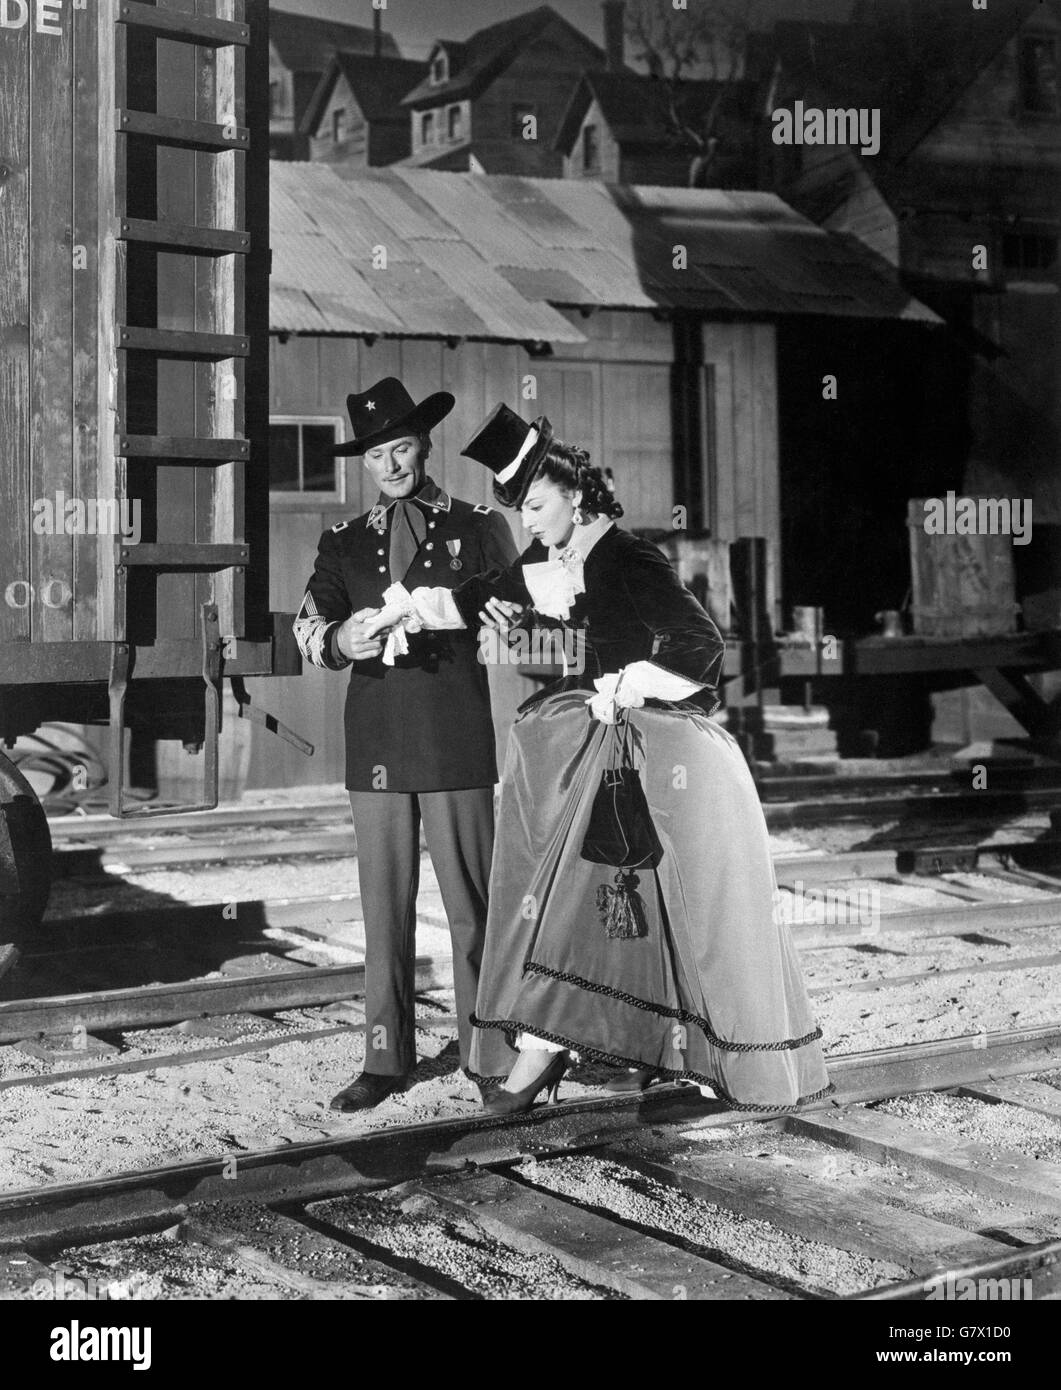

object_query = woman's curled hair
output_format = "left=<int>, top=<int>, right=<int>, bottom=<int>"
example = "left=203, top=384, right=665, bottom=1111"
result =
left=533, top=440, right=623, bottom=519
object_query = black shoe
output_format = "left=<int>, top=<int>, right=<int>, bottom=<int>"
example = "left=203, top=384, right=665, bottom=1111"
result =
left=329, top=1072, right=408, bottom=1112
left=482, top=1052, right=569, bottom=1117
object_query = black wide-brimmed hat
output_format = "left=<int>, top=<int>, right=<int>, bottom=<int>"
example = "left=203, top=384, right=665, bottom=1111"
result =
left=331, top=377, right=455, bottom=456
left=460, top=403, right=553, bottom=509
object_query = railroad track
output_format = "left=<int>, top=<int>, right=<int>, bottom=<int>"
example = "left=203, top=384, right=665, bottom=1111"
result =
left=9, top=832, right=1061, bottom=1039
left=4, top=789, right=1058, bottom=1301
left=41, top=764, right=1061, bottom=880
left=0, top=1026, right=1059, bottom=1300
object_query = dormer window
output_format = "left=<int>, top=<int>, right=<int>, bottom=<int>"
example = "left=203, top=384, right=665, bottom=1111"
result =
left=431, top=50, right=449, bottom=85
left=1020, top=36, right=1059, bottom=116
left=333, top=108, right=346, bottom=143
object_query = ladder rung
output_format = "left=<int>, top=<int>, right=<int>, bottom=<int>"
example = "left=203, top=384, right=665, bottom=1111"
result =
left=118, top=217, right=251, bottom=255
left=117, top=1, right=250, bottom=47
left=116, top=543, right=249, bottom=570
left=117, top=109, right=249, bottom=150
left=119, top=327, right=250, bottom=359
left=118, top=435, right=251, bottom=461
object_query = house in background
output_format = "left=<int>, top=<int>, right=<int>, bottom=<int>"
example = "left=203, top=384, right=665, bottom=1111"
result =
left=268, top=7, right=399, bottom=160
left=302, top=52, right=427, bottom=168
left=397, top=3, right=612, bottom=174
left=555, top=70, right=758, bottom=187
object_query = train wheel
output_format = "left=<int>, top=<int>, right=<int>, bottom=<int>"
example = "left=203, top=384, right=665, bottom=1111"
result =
left=0, top=747, right=52, bottom=976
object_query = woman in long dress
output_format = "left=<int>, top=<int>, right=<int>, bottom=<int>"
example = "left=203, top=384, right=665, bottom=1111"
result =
left=363, top=408, right=832, bottom=1116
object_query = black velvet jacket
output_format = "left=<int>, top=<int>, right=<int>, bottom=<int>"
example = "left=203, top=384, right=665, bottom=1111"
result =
left=451, top=526, right=725, bottom=714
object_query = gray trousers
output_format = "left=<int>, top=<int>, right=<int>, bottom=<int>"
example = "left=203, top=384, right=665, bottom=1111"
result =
left=349, top=787, right=510, bottom=1078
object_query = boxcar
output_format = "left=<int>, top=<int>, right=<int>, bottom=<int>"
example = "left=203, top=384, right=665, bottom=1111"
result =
left=0, top=0, right=301, bottom=953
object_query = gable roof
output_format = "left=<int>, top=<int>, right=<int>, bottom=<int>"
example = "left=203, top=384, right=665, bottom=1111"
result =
left=269, top=8, right=399, bottom=72
left=301, top=52, right=426, bottom=136
left=771, top=0, right=1046, bottom=171
left=270, top=163, right=940, bottom=342
left=401, top=4, right=606, bottom=107
left=555, top=71, right=756, bottom=154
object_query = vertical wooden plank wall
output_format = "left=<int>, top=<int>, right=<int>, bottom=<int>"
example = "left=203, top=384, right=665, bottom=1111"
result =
left=99, top=0, right=128, bottom=643
left=0, top=17, right=30, bottom=645
left=72, top=0, right=100, bottom=641
left=702, top=320, right=781, bottom=626
left=199, top=0, right=244, bottom=640
left=29, top=8, right=74, bottom=643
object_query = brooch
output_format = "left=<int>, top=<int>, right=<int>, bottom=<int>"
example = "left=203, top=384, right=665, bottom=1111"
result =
left=446, top=539, right=462, bottom=571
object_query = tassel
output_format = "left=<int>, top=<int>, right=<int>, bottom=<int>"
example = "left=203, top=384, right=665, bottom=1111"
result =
left=596, top=871, right=649, bottom=939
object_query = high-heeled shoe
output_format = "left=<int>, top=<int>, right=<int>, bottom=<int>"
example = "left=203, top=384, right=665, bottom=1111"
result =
left=481, top=1051, right=569, bottom=1117
left=604, top=1066, right=659, bottom=1093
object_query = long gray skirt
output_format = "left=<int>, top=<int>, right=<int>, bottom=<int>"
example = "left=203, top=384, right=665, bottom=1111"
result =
left=469, top=691, right=832, bottom=1110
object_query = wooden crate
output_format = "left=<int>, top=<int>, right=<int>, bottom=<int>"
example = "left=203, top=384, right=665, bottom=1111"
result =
left=906, top=499, right=1019, bottom=637
left=658, top=535, right=733, bottom=633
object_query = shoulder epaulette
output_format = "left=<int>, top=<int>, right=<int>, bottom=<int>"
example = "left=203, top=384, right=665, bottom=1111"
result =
left=331, top=519, right=350, bottom=534
left=473, top=504, right=493, bottom=515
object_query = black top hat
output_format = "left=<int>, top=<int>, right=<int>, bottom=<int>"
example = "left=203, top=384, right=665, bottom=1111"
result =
left=331, top=378, right=455, bottom=456
left=460, top=403, right=554, bottom=509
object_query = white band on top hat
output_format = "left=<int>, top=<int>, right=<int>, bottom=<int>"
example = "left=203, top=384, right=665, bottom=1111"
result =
left=496, top=425, right=540, bottom=485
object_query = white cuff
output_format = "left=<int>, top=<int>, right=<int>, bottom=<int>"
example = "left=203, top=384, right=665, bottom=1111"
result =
left=586, top=661, right=703, bottom=723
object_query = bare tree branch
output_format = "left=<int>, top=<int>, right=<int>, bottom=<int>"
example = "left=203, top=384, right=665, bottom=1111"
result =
left=624, top=0, right=752, bottom=184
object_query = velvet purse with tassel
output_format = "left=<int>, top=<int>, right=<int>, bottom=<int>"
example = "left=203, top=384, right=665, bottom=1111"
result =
left=580, top=711, right=663, bottom=939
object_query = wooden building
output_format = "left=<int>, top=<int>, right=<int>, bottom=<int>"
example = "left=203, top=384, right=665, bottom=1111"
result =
left=758, top=0, right=1061, bottom=742
left=234, top=163, right=937, bottom=795
left=397, top=5, right=609, bottom=175
left=268, top=7, right=399, bottom=160
left=302, top=52, right=426, bottom=168
left=555, top=71, right=758, bottom=188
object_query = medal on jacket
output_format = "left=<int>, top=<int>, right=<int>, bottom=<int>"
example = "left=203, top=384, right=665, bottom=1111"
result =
left=447, top=538, right=462, bottom=571
left=368, top=504, right=387, bottom=535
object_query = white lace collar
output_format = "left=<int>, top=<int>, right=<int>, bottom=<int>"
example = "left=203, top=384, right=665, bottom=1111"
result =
left=524, top=518, right=615, bottom=620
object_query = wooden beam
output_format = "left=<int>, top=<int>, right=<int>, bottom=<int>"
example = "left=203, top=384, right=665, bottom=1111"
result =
left=116, top=1, right=250, bottom=47
left=117, top=433, right=250, bottom=460
left=785, top=1107, right=1061, bottom=1216
left=118, top=326, right=249, bottom=358
left=601, top=1151, right=1006, bottom=1273
left=116, top=109, right=249, bottom=150
left=419, top=1169, right=791, bottom=1300
left=117, top=217, right=250, bottom=255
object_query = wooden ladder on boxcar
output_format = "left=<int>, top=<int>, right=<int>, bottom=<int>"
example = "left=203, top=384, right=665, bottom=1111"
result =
left=105, top=0, right=256, bottom=818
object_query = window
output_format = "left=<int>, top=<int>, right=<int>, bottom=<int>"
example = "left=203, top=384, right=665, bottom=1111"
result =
left=269, top=78, right=284, bottom=119
left=332, top=107, right=346, bottom=143
left=1002, top=230, right=1059, bottom=274
left=582, top=123, right=600, bottom=172
left=431, top=51, right=448, bottom=85
left=511, top=102, right=537, bottom=138
left=448, top=104, right=463, bottom=141
left=269, top=419, right=344, bottom=500
left=1020, top=37, right=1059, bottom=115
left=420, top=110, right=435, bottom=145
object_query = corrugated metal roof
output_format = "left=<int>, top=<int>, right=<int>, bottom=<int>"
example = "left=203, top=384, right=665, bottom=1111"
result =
left=270, top=164, right=940, bottom=340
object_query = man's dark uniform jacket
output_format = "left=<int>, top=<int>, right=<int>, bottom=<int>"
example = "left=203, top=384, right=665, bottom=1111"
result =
left=293, top=478, right=519, bottom=791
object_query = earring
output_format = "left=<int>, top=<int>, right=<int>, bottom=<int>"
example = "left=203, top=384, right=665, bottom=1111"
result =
left=572, top=505, right=584, bottom=526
